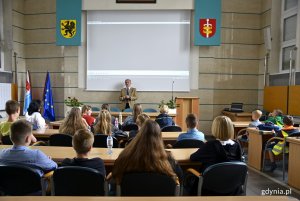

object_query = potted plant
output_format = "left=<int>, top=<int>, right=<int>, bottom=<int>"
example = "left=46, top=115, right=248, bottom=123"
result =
left=64, top=97, right=83, bottom=116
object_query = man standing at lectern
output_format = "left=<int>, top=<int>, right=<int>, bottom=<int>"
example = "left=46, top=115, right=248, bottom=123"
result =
left=120, top=79, right=137, bottom=110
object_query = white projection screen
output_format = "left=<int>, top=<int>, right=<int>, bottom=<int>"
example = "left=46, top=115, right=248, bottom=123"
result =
left=86, top=10, right=190, bottom=91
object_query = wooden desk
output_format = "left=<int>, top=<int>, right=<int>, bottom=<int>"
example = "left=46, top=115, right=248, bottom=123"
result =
left=49, top=120, right=63, bottom=129
left=32, top=129, right=181, bottom=141
left=287, top=137, right=300, bottom=190
left=222, top=111, right=252, bottom=122
left=32, top=129, right=60, bottom=139
left=247, top=128, right=274, bottom=171
left=232, top=121, right=250, bottom=137
left=92, top=112, right=176, bottom=120
left=0, top=196, right=295, bottom=201
left=0, top=145, right=197, bottom=166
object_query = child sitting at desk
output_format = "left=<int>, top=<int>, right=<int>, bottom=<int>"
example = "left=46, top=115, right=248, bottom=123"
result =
left=25, top=100, right=47, bottom=130
left=0, top=120, right=57, bottom=176
left=61, top=129, right=106, bottom=177
left=267, top=115, right=299, bottom=172
left=0, top=100, right=22, bottom=143
left=265, top=109, right=284, bottom=127
left=238, top=110, right=263, bottom=142
left=82, top=105, right=96, bottom=127
left=177, top=114, right=205, bottom=142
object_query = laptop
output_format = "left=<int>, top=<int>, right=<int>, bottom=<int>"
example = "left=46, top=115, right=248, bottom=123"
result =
left=224, top=103, right=244, bottom=113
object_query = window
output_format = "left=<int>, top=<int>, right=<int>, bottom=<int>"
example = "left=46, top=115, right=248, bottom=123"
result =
left=281, top=0, right=298, bottom=71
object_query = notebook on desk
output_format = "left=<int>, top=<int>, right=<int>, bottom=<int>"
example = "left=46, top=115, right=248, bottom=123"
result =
left=223, top=103, right=244, bottom=113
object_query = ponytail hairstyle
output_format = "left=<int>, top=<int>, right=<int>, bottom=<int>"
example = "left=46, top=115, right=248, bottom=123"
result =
left=133, top=103, right=142, bottom=123
left=94, top=110, right=112, bottom=135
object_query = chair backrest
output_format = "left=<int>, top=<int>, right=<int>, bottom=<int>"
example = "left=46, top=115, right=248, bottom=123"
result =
left=51, top=166, right=105, bottom=196
left=49, top=134, right=73, bottom=147
left=143, top=108, right=157, bottom=113
left=204, top=134, right=216, bottom=142
left=110, top=107, right=121, bottom=112
left=0, top=164, right=42, bottom=195
left=122, top=124, right=138, bottom=132
left=199, top=162, right=248, bottom=196
left=91, top=107, right=100, bottom=111
left=123, top=108, right=133, bottom=112
left=173, top=139, right=204, bottom=149
left=119, top=172, right=178, bottom=196
left=1, top=135, right=13, bottom=145
left=93, top=134, right=119, bottom=148
left=161, top=126, right=182, bottom=132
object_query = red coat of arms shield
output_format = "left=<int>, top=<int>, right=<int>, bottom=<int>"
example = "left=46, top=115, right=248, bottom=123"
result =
left=199, top=18, right=216, bottom=38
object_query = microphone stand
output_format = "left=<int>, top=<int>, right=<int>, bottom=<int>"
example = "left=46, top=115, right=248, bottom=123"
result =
left=171, top=81, right=174, bottom=102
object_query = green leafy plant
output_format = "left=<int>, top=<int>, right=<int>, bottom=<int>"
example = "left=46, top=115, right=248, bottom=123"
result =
left=158, top=99, right=178, bottom=109
left=64, top=97, right=83, bottom=107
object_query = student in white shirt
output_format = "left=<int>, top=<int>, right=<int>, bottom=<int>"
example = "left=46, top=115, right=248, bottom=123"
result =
left=25, top=100, right=47, bottom=130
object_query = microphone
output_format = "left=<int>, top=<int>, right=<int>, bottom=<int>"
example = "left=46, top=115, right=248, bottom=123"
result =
left=171, top=81, right=174, bottom=101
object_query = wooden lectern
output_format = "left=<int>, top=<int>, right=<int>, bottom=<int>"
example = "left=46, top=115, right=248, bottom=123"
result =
left=175, top=97, right=199, bottom=131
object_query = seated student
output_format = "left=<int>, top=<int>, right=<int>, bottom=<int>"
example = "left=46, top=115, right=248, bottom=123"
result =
left=177, top=114, right=205, bottom=142
left=155, top=105, right=175, bottom=129
left=100, top=103, right=116, bottom=125
left=128, top=113, right=150, bottom=139
left=249, top=110, right=263, bottom=127
left=25, top=100, right=47, bottom=130
left=61, top=129, right=106, bottom=177
left=93, top=110, right=118, bottom=135
left=112, top=120, right=183, bottom=184
left=82, top=105, right=96, bottom=127
left=59, top=107, right=89, bottom=136
left=267, top=115, right=299, bottom=172
left=190, top=116, right=242, bottom=173
left=0, top=120, right=57, bottom=176
left=122, top=103, right=142, bottom=127
left=0, top=100, right=21, bottom=142
left=265, top=109, right=284, bottom=126
left=238, top=110, right=263, bottom=141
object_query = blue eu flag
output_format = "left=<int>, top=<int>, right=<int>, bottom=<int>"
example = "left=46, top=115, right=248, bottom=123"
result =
left=43, top=72, right=55, bottom=121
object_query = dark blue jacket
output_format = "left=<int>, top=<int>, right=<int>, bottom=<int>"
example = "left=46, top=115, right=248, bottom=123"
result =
left=155, top=113, right=175, bottom=129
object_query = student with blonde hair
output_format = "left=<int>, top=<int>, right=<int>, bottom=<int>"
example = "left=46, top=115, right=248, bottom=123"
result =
left=61, top=129, right=106, bottom=176
left=128, top=113, right=150, bottom=138
left=59, top=107, right=89, bottom=135
left=93, top=110, right=118, bottom=135
left=155, top=104, right=175, bottom=129
left=82, top=105, right=95, bottom=127
left=249, top=110, right=262, bottom=127
left=190, top=116, right=242, bottom=173
left=122, top=103, right=142, bottom=127
left=112, top=120, right=182, bottom=184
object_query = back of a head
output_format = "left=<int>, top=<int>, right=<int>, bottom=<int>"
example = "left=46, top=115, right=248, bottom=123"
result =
left=10, top=120, right=32, bottom=145
left=252, top=110, right=262, bottom=119
left=81, top=105, right=91, bottom=114
left=160, top=104, right=169, bottom=114
left=60, top=107, right=85, bottom=135
left=95, top=110, right=111, bottom=134
left=5, top=100, right=20, bottom=115
left=186, top=113, right=197, bottom=129
left=113, top=120, right=175, bottom=183
left=283, top=115, right=294, bottom=126
left=211, top=116, right=234, bottom=141
left=136, top=113, right=150, bottom=127
left=73, top=129, right=94, bottom=154
left=133, top=104, right=142, bottom=122
left=101, top=104, right=110, bottom=111
left=27, top=100, right=41, bottom=115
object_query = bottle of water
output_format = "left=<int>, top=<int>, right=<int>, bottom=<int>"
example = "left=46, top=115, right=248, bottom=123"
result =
left=107, top=135, right=113, bottom=155
left=115, top=117, right=119, bottom=128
